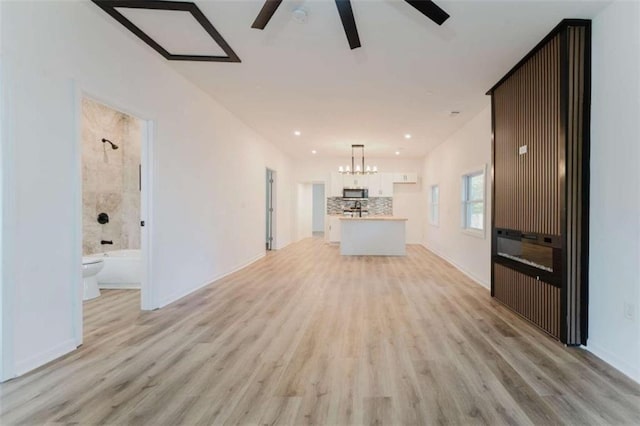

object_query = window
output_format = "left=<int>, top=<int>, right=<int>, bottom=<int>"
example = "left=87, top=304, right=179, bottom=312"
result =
left=430, top=185, right=439, bottom=225
left=462, top=169, right=485, bottom=232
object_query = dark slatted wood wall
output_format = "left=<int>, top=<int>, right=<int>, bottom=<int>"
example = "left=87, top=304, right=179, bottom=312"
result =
left=494, top=265, right=561, bottom=338
left=493, top=34, right=561, bottom=235
left=490, top=20, right=590, bottom=345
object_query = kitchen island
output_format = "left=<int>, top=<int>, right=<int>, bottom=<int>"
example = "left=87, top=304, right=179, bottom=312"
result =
left=339, top=217, right=407, bottom=256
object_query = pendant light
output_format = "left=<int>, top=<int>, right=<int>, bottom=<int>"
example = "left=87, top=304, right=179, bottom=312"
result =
left=338, top=144, right=377, bottom=175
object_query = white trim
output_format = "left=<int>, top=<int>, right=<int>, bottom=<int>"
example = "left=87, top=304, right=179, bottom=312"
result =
left=156, top=252, right=266, bottom=308
left=585, top=341, right=640, bottom=385
left=460, top=164, right=487, bottom=235
left=0, top=55, right=16, bottom=381
left=76, top=93, right=157, bottom=312
left=140, top=120, right=156, bottom=310
left=72, top=82, right=84, bottom=347
left=421, top=242, right=490, bottom=289
left=271, top=169, right=277, bottom=251
left=274, top=240, right=292, bottom=251
left=14, top=338, right=77, bottom=376
left=429, top=184, right=440, bottom=226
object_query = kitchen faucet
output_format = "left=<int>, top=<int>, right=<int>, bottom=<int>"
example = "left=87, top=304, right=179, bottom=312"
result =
left=354, top=201, right=362, bottom=217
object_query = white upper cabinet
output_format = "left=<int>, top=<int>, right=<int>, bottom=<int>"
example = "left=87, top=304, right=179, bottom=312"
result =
left=329, top=171, right=417, bottom=197
left=393, top=172, right=418, bottom=184
left=369, top=173, right=394, bottom=197
left=343, top=175, right=369, bottom=188
left=329, top=172, right=343, bottom=197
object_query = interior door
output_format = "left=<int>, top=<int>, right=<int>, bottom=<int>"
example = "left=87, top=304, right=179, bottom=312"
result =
left=266, top=169, right=274, bottom=250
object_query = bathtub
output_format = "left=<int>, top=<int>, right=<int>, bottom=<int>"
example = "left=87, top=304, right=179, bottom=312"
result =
left=89, top=249, right=141, bottom=289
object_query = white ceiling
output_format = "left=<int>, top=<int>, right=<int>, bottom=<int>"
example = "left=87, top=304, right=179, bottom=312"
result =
left=115, top=0, right=610, bottom=159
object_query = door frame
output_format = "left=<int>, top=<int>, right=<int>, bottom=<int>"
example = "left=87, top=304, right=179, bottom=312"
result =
left=266, top=168, right=276, bottom=250
left=73, top=89, right=157, bottom=345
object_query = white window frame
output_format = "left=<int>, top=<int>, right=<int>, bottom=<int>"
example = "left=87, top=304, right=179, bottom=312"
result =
left=429, top=184, right=439, bottom=226
left=461, top=165, right=486, bottom=238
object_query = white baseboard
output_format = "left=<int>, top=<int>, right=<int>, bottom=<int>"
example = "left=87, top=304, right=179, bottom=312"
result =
left=157, top=252, right=266, bottom=308
left=585, top=341, right=640, bottom=384
left=14, top=338, right=77, bottom=377
left=274, top=240, right=291, bottom=250
left=421, top=243, right=490, bottom=290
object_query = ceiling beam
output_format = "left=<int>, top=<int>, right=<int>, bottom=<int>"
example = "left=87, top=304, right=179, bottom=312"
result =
left=251, top=0, right=283, bottom=30
left=335, top=0, right=361, bottom=50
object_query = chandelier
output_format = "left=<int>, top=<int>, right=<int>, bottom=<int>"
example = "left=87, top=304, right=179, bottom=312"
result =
left=338, top=144, right=378, bottom=175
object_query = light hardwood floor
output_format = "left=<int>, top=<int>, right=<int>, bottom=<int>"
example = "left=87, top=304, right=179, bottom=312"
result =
left=1, top=238, right=639, bottom=425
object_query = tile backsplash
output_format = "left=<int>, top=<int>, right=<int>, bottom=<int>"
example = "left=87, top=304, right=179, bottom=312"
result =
left=327, top=197, right=393, bottom=216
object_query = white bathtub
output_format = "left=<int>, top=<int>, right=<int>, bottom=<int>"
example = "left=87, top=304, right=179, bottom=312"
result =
left=89, top=249, right=141, bottom=289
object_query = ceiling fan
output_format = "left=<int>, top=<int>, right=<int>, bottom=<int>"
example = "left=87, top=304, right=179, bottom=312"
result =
left=251, top=0, right=450, bottom=50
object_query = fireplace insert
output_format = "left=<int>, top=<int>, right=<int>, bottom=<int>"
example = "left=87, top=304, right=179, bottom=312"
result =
left=493, top=229, right=562, bottom=287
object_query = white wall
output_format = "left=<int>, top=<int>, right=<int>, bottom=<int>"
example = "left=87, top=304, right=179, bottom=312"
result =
left=0, top=1, right=294, bottom=379
left=312, top=184, right=325, bottom=233
left=588, top=0, right=640, bottom=383
left=422, top=105, right=492, bottom=287
left=294, top=157, right=424, bottom=243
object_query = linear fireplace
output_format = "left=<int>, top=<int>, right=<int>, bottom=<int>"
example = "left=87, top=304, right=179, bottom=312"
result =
left=497, top=235, right=553, bottom=272
left=494, top=229, right=561, bottom=287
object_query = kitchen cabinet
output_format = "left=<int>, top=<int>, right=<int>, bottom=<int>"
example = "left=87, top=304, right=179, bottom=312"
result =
left=340, top=217, right=407, bottom=255
left=343, top=175, right=369, bottom=188
left=393, top=172, right=418, bottom=184
left=368, top=172, right=394, bottom=197
left=327, top=216, right=341, bottom=242
left=329, top=172, right=343, bottom=197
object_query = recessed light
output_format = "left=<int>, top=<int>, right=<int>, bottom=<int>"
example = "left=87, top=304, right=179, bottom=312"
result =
left=395, top=151, right=400, bottom=156
left=293, top=130, right=301, bottom=136
left=404, top=133, right=412, bottom=139
left=311, top=150, right=317, bottom=154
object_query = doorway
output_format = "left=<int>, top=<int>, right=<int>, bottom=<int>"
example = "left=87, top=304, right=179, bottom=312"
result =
left=312, top=183, right=325, bottom=237
left=76, top=95, right=152, bottom=346
left=266, top=168, right=275, bottom=250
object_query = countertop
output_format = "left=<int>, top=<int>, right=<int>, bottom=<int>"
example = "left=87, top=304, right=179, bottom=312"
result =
left=338, top=216, right=407, bottom=221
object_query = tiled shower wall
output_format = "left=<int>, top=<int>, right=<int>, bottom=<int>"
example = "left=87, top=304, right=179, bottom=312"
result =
left=82, top=98, right=141, bottom=255
left=327, top=197, right=393, bottom=215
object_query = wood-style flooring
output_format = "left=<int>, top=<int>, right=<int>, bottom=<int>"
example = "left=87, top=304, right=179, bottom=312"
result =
left=1, top=237, right=639, bottom=425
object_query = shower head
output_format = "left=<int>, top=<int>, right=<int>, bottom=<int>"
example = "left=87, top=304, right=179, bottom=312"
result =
left=101, top=138, right=119, bottom=150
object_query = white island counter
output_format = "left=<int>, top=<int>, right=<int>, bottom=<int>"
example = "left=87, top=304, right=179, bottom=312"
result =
left=339, top=217, right=407, bottom=256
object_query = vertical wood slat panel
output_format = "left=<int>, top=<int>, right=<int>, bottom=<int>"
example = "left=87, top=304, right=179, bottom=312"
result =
left=493, top=35, right=561, bottom=235
left=494, top=265, right=561, bottom=338
left=491, top=21, right=590, bottom=345
left=566, top=26, right=586, bottom=344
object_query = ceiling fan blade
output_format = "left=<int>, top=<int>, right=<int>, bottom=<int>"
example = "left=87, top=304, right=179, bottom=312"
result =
left=251, top=0, right=283, bottom=30
left=404, top=0, right=450, bottom=25
left=335, top=0, right=361, bottom=50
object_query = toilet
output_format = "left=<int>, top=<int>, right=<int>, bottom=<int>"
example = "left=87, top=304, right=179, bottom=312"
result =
left=82, top=257, right=104, bottom=300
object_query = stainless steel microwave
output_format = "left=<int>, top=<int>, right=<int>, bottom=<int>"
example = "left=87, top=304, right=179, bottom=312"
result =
left=343, top=188, right=368, bottom=199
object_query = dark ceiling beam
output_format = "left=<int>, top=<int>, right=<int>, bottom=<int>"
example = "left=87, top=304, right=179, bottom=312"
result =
left=91, top=0, right=240, bottom=62
left=335, top=0, right=361, bottom=50
left=251, top=0, right=283, bottom=29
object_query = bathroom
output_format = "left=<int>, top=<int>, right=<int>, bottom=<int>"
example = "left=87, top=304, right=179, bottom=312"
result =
left=81, top=98, right=142, bottom=301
